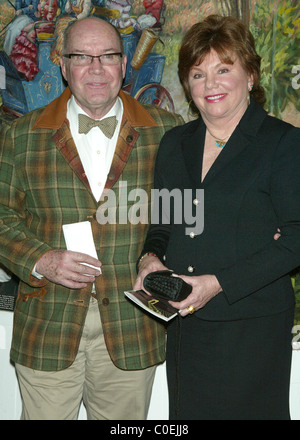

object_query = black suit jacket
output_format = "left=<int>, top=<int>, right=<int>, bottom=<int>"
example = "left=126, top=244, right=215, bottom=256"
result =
left=141, top=99, right=300, bottom=320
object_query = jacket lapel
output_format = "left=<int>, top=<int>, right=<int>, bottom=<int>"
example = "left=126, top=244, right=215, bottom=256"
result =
left=103, top=119, right=139, bottom=192
left=33, top=87, right=92, bottom=192
left=101, top=90, right=158, bottom=192
left=53, top=124, right=92, bottom=192
left=32, top=88, right=158, bottom=197
left=181, top=119, right=206, bottom=187
left=181, top=100, right=267, bottom=188
left=202, top=126, right=251, bottom=187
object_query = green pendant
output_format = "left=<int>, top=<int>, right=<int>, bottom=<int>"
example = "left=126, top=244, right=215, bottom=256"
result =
left=215, top=140, right=226, bottom=148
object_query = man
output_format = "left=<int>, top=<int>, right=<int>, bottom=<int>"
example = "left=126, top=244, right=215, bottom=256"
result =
left=0, top=17, right=183, bottom=420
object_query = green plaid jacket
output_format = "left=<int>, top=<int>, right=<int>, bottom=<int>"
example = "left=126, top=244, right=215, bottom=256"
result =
left=0, top=88, right=183, bottom=371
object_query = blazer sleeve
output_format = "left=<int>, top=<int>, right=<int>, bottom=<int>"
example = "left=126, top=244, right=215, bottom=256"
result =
left=0, top=122, right=50, bottom=286
left=216, top=124, right=300, bottom=304
left=137, top=132, right=174, bottom=263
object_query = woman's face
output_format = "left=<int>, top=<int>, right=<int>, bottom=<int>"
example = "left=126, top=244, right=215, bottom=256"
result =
left=188, top=49, right=253, bottom=123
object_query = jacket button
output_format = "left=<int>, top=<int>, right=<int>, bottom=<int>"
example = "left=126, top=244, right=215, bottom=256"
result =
left=187, top=265, right=195, bottom=273
left=108, top=172, right=115, bottom=180
left=87, top=212, right=97, bottom=220
left=189, top=232, right=195, bottom=238
left=193, top=198, right=199, bottom=206
left=126, top=135, right=133, bottom=143
left=102, top=298, right=110, bottom=306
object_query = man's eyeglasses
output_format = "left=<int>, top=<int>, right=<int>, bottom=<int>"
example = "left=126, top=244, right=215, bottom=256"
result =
left=63, top=52, right=123, bottom=66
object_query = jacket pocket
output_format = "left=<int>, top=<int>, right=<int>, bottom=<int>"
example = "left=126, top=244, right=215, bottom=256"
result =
left=19, top=285, right=47, bottom=302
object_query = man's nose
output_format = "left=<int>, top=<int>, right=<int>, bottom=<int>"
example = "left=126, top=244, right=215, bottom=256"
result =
left=88, top=57, right=105, bottom=72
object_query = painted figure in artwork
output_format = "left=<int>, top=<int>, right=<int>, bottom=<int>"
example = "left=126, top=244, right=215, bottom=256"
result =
left=143, top=0, right=165, bottom=29
left=4, top=0, right=57, bottom=80
left=64, top=0, right=93, bottom=20
left=3, top=0, right=39, bottom=54
left=106, top=0, right=136, bottom=33
left=50, top=0, right=93, bottom=64
left=16, top=0, right=39, bottom=21
left=37, top=0, right=58, bottom=21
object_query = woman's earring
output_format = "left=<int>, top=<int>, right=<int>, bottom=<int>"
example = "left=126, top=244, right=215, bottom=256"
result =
left=187, top=100, right=196, bottom=120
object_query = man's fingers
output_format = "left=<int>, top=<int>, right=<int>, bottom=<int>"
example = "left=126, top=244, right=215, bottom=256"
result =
left=76, top=262, right=101, bottom=277
left=35, top=250, right=102, bottom=288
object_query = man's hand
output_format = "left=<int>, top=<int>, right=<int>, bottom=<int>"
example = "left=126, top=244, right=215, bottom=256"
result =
left=35, top=250, right=102, bottom=289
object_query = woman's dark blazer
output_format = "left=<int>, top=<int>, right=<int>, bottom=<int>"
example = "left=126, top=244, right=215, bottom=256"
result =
left=141, top=99, right=300, bottom=321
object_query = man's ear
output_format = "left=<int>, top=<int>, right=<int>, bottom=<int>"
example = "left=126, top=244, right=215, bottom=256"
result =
left=60, top=57, right=67, bottom=82
left=122, top=54, right=127, bottom=80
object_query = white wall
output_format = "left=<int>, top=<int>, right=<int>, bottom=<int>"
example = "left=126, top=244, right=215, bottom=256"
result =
left=1, top=309, right=299, bottom=420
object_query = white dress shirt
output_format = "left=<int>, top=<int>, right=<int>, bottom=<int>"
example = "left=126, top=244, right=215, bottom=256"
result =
left=68, top=95, right=123, bottom=201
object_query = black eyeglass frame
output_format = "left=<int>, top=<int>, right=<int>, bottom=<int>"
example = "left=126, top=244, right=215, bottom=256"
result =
left=63, top=52, right=123, bottom=63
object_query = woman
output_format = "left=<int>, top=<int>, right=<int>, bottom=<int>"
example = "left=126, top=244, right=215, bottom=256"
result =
left=134, top=15, right=300, bottom=420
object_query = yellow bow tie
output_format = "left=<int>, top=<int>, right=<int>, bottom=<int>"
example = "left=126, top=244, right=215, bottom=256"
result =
left=78, top=114, right=118, bottom=138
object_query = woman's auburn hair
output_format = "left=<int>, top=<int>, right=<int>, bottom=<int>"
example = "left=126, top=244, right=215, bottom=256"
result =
left=178, top=15, right=266, bottom=115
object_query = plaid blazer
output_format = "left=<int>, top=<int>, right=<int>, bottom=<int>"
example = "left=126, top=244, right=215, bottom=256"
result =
left=0, top=88, right=183, bottom=371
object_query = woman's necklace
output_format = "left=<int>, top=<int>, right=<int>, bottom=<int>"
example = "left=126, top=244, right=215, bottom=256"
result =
left=206, top=127, right=230, bottom=148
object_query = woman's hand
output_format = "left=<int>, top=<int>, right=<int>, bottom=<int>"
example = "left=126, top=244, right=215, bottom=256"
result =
left=133, top=254, right=168, bottom=292
left=169, top=274, right=222, bottom=317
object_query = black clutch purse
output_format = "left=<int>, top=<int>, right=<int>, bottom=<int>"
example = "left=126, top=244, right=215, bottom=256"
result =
left=143, top=270, right=192, bottom=302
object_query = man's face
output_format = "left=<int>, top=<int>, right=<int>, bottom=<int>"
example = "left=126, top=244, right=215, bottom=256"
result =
left=60, top=18, right=127, bottom=119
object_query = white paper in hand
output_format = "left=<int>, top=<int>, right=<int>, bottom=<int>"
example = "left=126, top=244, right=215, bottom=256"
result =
left=62, top=221, right=101, bottom=273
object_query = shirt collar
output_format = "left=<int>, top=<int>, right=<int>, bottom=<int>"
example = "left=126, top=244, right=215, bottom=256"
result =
left=68, top=95, right=123, bottom=122
left=32, top=87, right=157, bottom=130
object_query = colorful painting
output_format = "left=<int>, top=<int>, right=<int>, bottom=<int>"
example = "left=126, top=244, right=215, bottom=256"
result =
left=132, top=0, right=300, bottom=125
left=0, top=0, right=300, bottom=321
left=1, top=0, right=299, bottom=121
